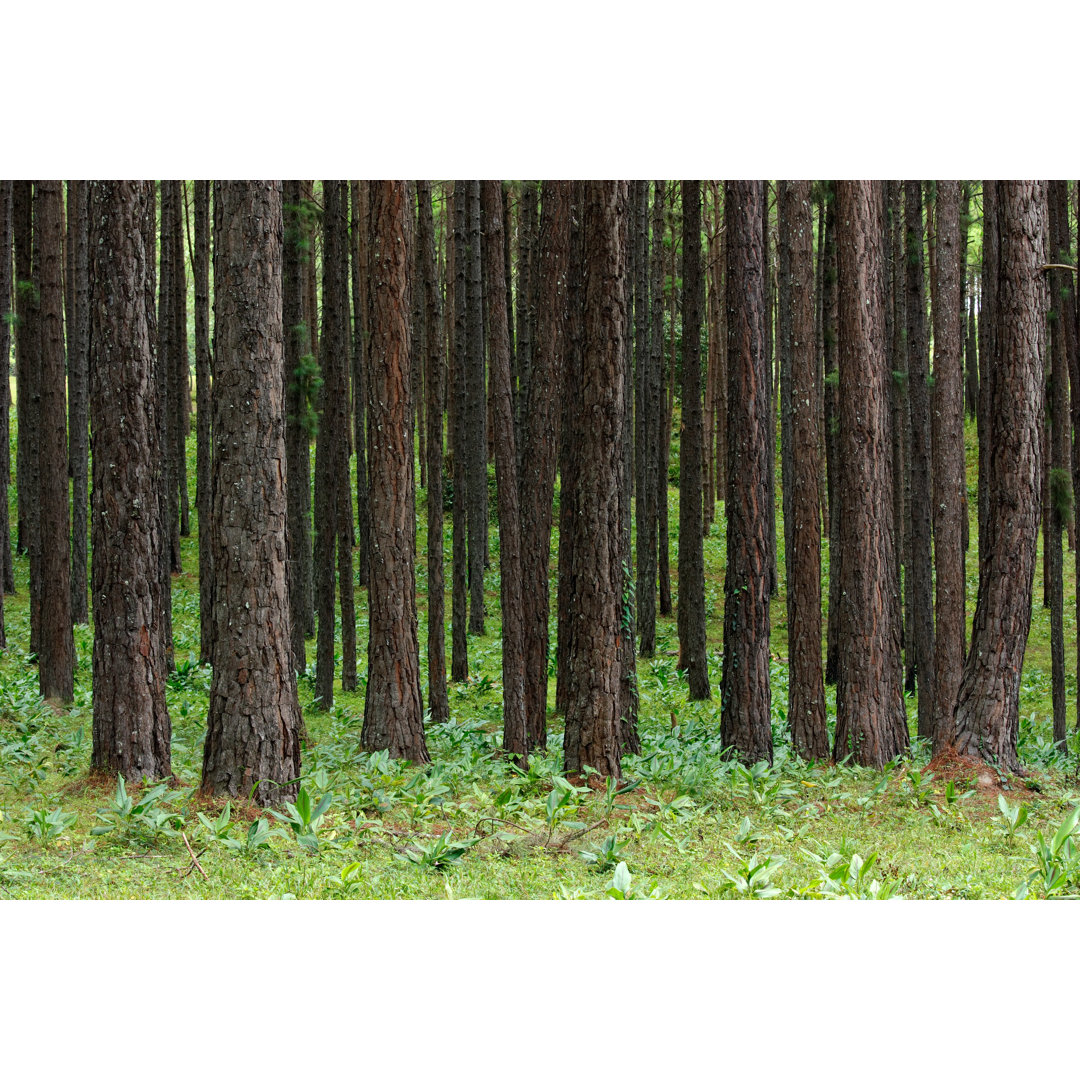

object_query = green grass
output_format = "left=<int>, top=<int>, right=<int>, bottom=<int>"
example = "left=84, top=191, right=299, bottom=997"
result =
left=1, top=414, right=1079, bottom=900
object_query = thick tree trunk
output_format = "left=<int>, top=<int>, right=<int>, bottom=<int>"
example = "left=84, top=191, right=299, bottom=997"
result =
left=201, top=181, right=303, bottom=805
left=822, top=190, right=841, bottom=685
left=885, top=182, right=907, bottom=670
left=563, top=181, right=629, bottom=779
left=833, top=180, right=909, bottom=768
left=930, top=182, right=966, bottom=757
left=466, top=181, right=487, bottom=634
left=677, top=180, right=709, bottom=700
left=634, top=181, right=654, bottom=654
left=520, top=180, right=570, bottom=749
left=977, top=182, right=996, bottom=579
left=361, top=181, right=429, bottom=762
left=67, top=181, right=89, bottom=625
left=515, top=180, right=538, bottom=472
left=762, top=183, right=779, bottom=599
left=418, top=181, right=449, bottom=726
left=481, top=181, right=527, bottom=761
left=450, top=181, right=469, bottom=681
left=952, top=182, right=1045, bottom=771
left=350, top=180, right=371, bottom=588
left=780, top=180, right=828, bottom=760
left=88, top=180, right=172, bottom=781
left=34, top=181, right=74, bottom=702
left=0, top=181, right=11, bottom=613
left=904, top=180, right=935, bottom=737
left=720, top=181, right=772, bottom=765
left=194, top=180, right=214, bottom=666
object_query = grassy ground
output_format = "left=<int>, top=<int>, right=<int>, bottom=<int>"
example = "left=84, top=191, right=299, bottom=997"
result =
left=1, top=417, right=1079, bottom=900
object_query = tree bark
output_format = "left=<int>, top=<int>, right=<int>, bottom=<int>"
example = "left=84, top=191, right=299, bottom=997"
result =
left=450, top=182, right=469, bottom=681
left=677, top=180, right=709, bottom=700
left=361, top=181, right=429, bottom=762
left=833, top=180, right=909, bottom=768
left=780, top=180, right=828, bottom=760
left=520, top=180, right=570, bottom=749
left=930, top=181, right=966, bottom=757
left=466, top=180, right=487, bottom=634
left=201, top=181, right=303, bottom=805
left=720, top=180, right=772, bottom=765
left=951, top=182, right=1046, bottom=771
left=0, top=180, right=11, bottom=616
left=822, top=188, right=841, bottom=685
left=34, top=181, right=74, bottom=702
left=88, top=180, right=172, bottom=781
left=563, top=181, right=629, bottom=778
left=350, top=180, right=371, bottom=588
left=67, top=181, right=90, bottom=624
left=194, top=180, right=214, bottom=666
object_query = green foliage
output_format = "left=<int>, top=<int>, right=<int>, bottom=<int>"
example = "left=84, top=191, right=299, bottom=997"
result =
left=288, top=350, right=323, bottom=439
left=580, top=833, right=631, bottom=873
left=1050, top=467, right=1074, bottom=527
left=90, top=776, right=183, bottom=843
left=24, top=805, right=77, bottom=843
left=1017, top=805, right=1080, bottom=898
left=269, top=785, right=333, bottom=852
left=995, top=794, right=1030, bottom=839
left=396, top=830, right=481, bottom=872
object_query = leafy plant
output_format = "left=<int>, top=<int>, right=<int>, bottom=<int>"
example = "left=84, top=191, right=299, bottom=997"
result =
left=995, top=794, right=1030, bottom=839
left=1017, top=804, right=1080, bottom=898
left=396, top=830, right=481, bottom=872
left=810, top=850, right=895, bottom=899
left=25, top=805, right=76, bottom=843
left=606, top=860, right=663, bottom=900
left=90, top=776, right=182, bottom=842
left=696, top=848, right=786, bottom=899
left=269, top=785, right=333, bottom=852
left=580, top=833, right=630, bottom=873
left=906, top=768, right=936, bottom=807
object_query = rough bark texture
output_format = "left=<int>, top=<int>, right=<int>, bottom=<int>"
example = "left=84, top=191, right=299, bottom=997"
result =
left=201, top=181, right=303, bottom=806
left=172, top=182, right=190, bottom=542
left=833, top=180, right=909, bottom=768
left=481, top=181, right=527, bottom=761
left=677, top=180, right=709, bottom=700
left=418, top=181, right=449, bottom=725
left=283, top=181, right=313, bottom=671
left=350, top=181, right=371, bottom=589
left=822, top=190, right=841, bottom=685
left=450, top=182, right=469, bottom=681
left=951, top=182, right=1046, bottom=771
left=35, top=181, right=74, bottom=702
left=194, top=180, right=214, bottom=666
left=0, top=181, right=12, bottom=620
left=88, top=181, right=172, bottom=781
left=904, top=180, right=935, bottom=735
left=361, top=181, right=429, bottom=762
left=68, top=181, right=90, bottom=624
left=562, top=181, right=628, bottom=779
left=929, top=182, right=966, bottom=756
left=515, top=180, right=538, bottom=470
left=465, top=181, right=487, bottom=634
left=720, top=181, right=772, bottom=765
left=780, top=181, right=828, bottom=760
left=520, top=180, right=570, bottom=749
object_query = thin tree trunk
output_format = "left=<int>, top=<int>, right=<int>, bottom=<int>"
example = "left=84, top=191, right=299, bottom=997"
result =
left=721, top=180, right=772, bottom=765
left=450, top=182, right=469, bottom=681
left=88, top=180, right=171, bottom=781
left=0, top=180, right=12, bottom=614
left=194, top=180, right=214, bottom=666
left=350, top=180, right=371, bottom=588
left=466, top=181, right=486, bottom=634
left=658, top=186, right=675, bottom=619
left=822, top=188, right=841, bottom=685
left=67, top=181, right=89, bottom=624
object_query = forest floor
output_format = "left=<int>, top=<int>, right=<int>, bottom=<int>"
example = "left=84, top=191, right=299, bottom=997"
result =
left=2, top=421, right=1080, bottom=900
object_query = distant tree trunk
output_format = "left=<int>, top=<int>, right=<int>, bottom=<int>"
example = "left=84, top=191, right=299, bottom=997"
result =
left=778, top=181, right=794, bottom=601
left=930, top=181, right=966, bottom=757
left=35, top=181, right=74, bottom=702
left=720, top=180, right=772, bottom=765
left=520, top=180, right=570, bottom=749
left=418, top=181, right=449, bottom=725
left=703, top=182, right=720, bottom=532
left=466, top=180, right=487, bottom=634
left=833, top=180, right=908, bottom=768
left=904, top=180, right=935, bottom=735
left=88, top=180, right=171, bottom=781
left=201, top=181, right=303, bottom=806
left=0, top=180, right=11, bottom=613
left=563, top=181, right=628, bottom=778
left=977, top=182, right=996, bottom=573
left=633, top=181, right=652, bottom=646
left=813, top=185, right=828, bottom=541
left=450, top=181, right=469, bottom=681
left=515, top=180, right=538, bottom=471
left=822, top=189, right=841, bottom=685
left=658, top=187, right=675, bottom=619
left=159, top=181, right=182, bottom=575
left=361, top=181, right=429, bottom=762
left=350, top=180, right=371, bottom=588
left=762, top=182, right=779, bottom=599
left=780, top=180, right=828, bottom=760
left=67, top=181, right=89, bottom=625
left=194, top=180, right=214, bottom=666
left=1047, top=180, right=1069, bottom=748
left=481, top=181, right=527, bottom=761
left=677, top=180, right=709, bottom=700
left=170, top=181, right=190, bottom=542
left=962, top=183, right=979, bottom=419
left=951, top=182, right=1046, bottom=770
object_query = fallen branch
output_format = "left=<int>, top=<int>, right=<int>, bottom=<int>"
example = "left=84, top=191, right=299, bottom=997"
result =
left=181, top=832, right=209, bottom=881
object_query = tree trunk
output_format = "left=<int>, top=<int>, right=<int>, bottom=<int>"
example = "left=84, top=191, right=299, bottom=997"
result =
left=720, top=180, right=772, bottom=765
left=88, top=180, right=172, bottom=781
left=194, top=180, right=214, bottom=666
left=833, top=180, right=908, bottom=768
left=350, top=180, right=371, bottom=588
left=34, top=181, right=74, bottom=702
left=481, top=181, right=527, bottom=762
left=930, top=181, right=966, bottom=757
left=201, top=181, right=303, bottom=805
left=520, top=180, right=570, bottom=749
left=515, top=180, right=538, bottom=474
left=977, top=182, right=996, bottom=581
left=418, top=180, right=449, bottom=726
left=822, top=188, right=841, bottom=685
left=361, top=181, right=429, bottom=762
left=904, top=180, right=935, bottom=737
left=171, top=182, right=190, bottom=542
left=563, top=181, right=628, bottom=779
left=0, top=180, right=11, bottom=614
left=677, top=180, right=709, bottom=700
left=466, top=180, right=487, bottom=634
left=780, top=180, right=828, bottom=760
left=450, top=181, right=469, bottom=681
left=67, top=181, right=89, bottom=625
left=658, top=186, right=675, bottom=619
left=951, top=182, right=1046, bottom=771
left=762, top=183, right=779, bottom=599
